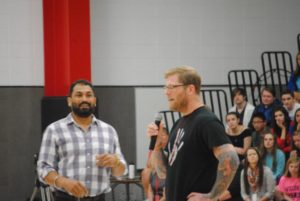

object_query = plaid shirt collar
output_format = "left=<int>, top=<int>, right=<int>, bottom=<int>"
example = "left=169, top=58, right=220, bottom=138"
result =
left=66, top=113, right=99, bottom=126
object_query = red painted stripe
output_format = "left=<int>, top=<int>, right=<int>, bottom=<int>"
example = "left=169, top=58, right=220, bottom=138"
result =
left=43, top=0, right=91, bottom=96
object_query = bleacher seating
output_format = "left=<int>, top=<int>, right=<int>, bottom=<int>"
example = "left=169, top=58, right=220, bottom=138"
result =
left=260, top=51, right=294, bottom=97
left=228, top=69, right=261, bottom=106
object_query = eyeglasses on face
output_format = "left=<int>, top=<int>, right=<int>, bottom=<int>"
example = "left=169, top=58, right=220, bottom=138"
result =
left=163, top=84, right=187, bottom=90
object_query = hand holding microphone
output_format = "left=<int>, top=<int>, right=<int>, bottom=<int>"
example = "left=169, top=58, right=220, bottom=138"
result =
left=148, top=113, right=163, bottom=150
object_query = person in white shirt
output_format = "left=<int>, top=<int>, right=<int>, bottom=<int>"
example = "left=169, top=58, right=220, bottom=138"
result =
left=229, top=87, right=255, bottom=128
left=281, top=89, right=300, bottom=120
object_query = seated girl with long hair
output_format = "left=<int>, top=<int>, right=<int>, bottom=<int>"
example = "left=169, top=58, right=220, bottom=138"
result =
left=240, top=147, right=275, bottom=201
left=271, top=106, right=292, bottom=156
left=260, top=132, right=285, bottom=183
left=226, top=112, right=252, bottom=161
left=275, top=157, right=300, bottom=201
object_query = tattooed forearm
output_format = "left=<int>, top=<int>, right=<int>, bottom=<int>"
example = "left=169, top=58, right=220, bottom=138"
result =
left=209, top=144, right=239, bottom=200
left=151, top=149, right=167, bottom=179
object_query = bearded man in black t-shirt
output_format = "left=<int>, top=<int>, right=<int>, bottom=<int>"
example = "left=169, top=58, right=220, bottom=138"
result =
left=147, top=66, right=239, bottom=201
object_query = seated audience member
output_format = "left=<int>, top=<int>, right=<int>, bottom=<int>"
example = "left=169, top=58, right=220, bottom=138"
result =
left=292, top=108, right=300, bottom=133
left=226, top=112, right=252, bottom=161
left=275, top=157, right=300, bottom=201
left=252, top=86, right=282, bottom=126
left=229, top=87, right=255, bottom=128
left=260, top=132, right=285, bottom=182
left=271, top=106, right=292, bottom=156
left=290, top=130, right=300, bottom=159
left=141, top=127, right=168, bottom=201
left=240, top=147, right=275, bottom=201
left=251, top=112, right=269, bottom=148
left=281, top=89, right=300, bottom=120
left=141, top=167, right=165, bottom=201
left=218, top=164, right=244, bottom=201
left=288, top=51, right=300, bottom=102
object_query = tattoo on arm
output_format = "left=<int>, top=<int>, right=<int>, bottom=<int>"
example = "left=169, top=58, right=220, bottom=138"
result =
left=209, top=145, right=239, bottom=200
left=151, top=149, right=167, bottom=179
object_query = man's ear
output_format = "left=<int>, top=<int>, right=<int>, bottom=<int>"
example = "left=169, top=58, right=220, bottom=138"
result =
left=94, top=97, right=97, bottom=106
left=187, top=84, right=196, bottom=95
left=67, top=97, right=71, bottom=107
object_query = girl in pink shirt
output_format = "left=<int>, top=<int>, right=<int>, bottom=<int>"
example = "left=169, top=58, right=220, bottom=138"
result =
left=276, top=158, right=300, bottom=201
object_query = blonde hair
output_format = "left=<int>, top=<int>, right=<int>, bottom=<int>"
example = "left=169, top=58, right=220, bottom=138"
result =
left=164, top=66, right=201, bottom=94
left=284, top=157, right=300, bottom=178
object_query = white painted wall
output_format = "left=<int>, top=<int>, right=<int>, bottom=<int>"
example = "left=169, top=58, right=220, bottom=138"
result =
left=91, top=0, right=300, bottom=86
left=135, top=87, right=169, bottom=168
left=0, top=0, right=44, bottom=86
left=1, top=0, right=299, bottom=85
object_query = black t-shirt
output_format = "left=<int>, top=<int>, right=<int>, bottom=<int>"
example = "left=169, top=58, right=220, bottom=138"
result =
left=165, top=107, right=231, bottom=201
left=227, top=128, right=252, bottom=161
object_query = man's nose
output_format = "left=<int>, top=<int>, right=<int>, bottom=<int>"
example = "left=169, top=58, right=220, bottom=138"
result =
left=81, top=95, right=89, bottom=101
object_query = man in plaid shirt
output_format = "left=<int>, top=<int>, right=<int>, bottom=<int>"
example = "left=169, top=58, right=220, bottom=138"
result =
left=37, top=79, right=127, bottom=201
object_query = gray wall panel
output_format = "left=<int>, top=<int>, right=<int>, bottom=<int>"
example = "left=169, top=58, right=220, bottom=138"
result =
left=95, top=87, right=136, bottom=165
left=0, top=87, right=43, bottom=201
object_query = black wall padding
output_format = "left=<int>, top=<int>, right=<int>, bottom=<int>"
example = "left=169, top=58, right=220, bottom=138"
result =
left=41, top=96, right=99, bottom=132
left=41, top=96, right=70, bottom=132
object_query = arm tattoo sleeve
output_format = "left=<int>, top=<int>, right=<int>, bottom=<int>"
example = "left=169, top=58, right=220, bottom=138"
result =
left=209, top=146, right=239, bottom=200
left=151, top=149, right=167, bottom=179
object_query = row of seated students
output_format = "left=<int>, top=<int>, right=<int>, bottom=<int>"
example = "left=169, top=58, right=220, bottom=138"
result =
left=227, top=86, right=300, bottom=158
left=218, top=147, right=300, bottom=201
left=228, top=51, right=300, bottom=160
left=224, top=86, right=300, bottom=201
left=218, top=52, right=300, bottom=201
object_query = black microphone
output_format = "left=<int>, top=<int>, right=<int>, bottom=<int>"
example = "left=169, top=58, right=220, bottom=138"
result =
left=149, top=113, right=163, bottom=150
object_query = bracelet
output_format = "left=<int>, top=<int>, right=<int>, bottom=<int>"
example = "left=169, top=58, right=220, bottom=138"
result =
left=53, top=175, right=62, bottom=188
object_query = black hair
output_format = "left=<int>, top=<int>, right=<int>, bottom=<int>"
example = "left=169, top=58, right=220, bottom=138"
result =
left=226, top=111, right=240, bottom=119
left=251, top=112, right=266, bottom=122
left=271, top=106, right=291, bottom=137
left=232, top=87, right=247, bottom=99
left=69, top=79, right=95, bottom=97
left=281, top=89, right=294, bottom=98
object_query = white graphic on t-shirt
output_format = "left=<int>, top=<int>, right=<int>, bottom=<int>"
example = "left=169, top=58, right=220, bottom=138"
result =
left=168, top=128, right=184, bottom=166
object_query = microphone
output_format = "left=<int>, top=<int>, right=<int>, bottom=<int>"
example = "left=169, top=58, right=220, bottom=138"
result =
left=149, top=113, right=163, bottom=150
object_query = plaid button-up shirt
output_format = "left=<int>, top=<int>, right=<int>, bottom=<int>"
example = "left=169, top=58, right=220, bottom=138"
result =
left=37, top=113, right=127, bottom=196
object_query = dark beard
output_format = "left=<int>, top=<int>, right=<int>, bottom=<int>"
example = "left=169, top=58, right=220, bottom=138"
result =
left=71, top=102, right=95, bottom=117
